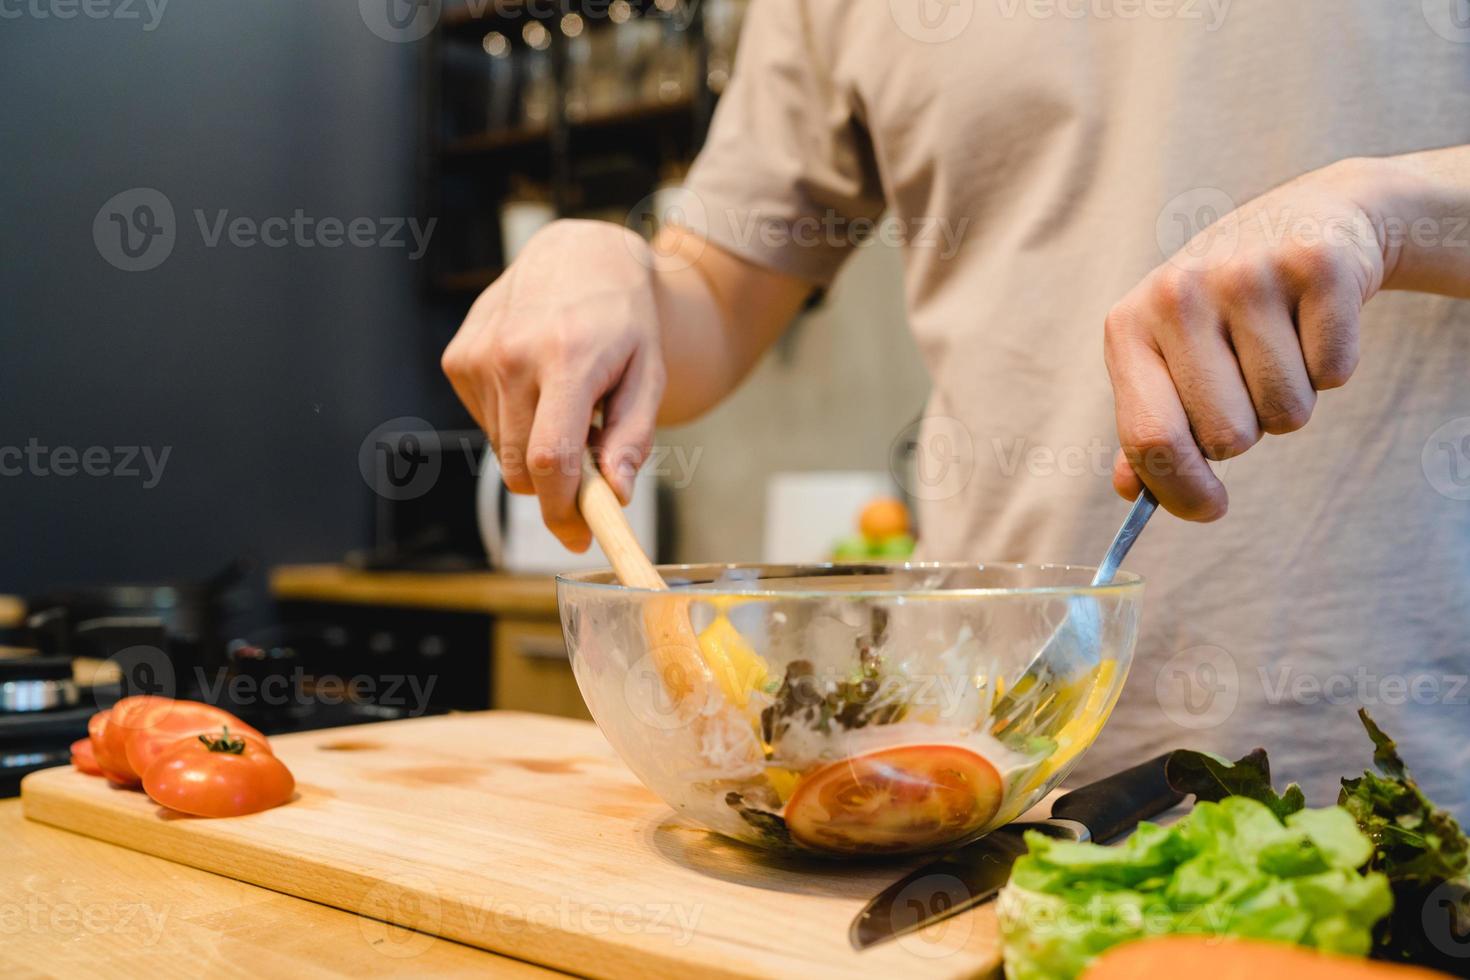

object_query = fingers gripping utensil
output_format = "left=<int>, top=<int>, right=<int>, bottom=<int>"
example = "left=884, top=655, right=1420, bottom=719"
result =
left=850, top=750, right=1183, bottom=950
left=990, top=489, right=1159, bottom=738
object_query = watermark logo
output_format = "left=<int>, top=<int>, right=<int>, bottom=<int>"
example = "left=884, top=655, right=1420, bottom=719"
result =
left=0, top=0, right=169, bottom=31
left=992, top=435, right=1115, bottom=479
left=196, top=664, right=437, bottom=714
left=890, top=873, right=975, bottom=959
left=359, top=417, right=442, bottom=502
left=621, top=644, right=717, bottom=733
left=1423, top=879, right=1470, bottom=959
left=88, top=645, right=177, bottom=710
left=94, top=187, right=436, bottom=271
left=1258, top=665, right=1468, bottom=707
left=94, top=188, right=175, bottom=272
left=1155, top=644, right=1237, bottom=730
left=1424, top=0, right=1470, bottom=43
left=891, top=415, right=976, bottom=501
left=995, top=0, right=1230, bottom=31
left=626, top=185, right=710, bottom=273
left=0, top=439, right=171, bottom=488
left=358, top=0, right=441, bottom=43
left=0, top=898, right=169, bottom=943
left=358, top=873, right=442, bottom=958
left=1155, top=186, right=1238, bottom=272
left=890, top=0, right=975, bottom=43
left=1423, top=417, right=1470, bottom=501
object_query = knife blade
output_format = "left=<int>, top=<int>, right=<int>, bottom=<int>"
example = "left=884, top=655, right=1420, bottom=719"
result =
left=849, top=751, right=1183, bottom=951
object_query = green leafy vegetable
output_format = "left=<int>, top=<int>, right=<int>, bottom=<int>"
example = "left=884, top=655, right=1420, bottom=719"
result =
left=1339, top=709, right=1468, bottom=888
left=1165, top=747, right=1306, bottom=821
left=997, top=796, right=1392, bottom=980
left=759, top=657, right=904, bottom=746
left=724, top=790, right=796, bottom=850
left=1338, top=709, right=1470, bottom=971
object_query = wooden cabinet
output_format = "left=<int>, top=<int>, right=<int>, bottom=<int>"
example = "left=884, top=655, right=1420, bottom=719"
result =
left=269, top=565, right=590, bottom=722
left=491, top=618, right=588, bottom=721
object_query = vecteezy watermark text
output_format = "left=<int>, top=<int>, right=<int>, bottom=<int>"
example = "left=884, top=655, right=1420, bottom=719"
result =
left=194, top=666, right=438, bottom=713
left=1259, top=665, right=1469, bottom=708
left=193, top=210, right=435, bottom=259
left=0, top=898, right=169, bottom=943
left=0, top=439, right=170, bottom=488
left=94, top=188, right=436, bottom=272
left=0, top=0, right=168, bottom=31
left=358, top=417, right=705, bottom=502
left=996, top=0, right=1230, bottom=31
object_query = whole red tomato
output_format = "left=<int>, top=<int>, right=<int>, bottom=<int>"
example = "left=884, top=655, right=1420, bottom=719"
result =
left=124, top=701, right=267, bottom=779
left=142, top=727, right=294, bottom=818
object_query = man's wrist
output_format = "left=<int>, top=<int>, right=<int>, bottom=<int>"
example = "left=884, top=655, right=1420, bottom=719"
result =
left=1315, top=156, right=1420, bottom=290
left=1322, top=150, right=1470, bottom=296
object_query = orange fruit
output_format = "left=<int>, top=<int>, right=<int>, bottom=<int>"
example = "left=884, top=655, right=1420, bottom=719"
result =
left=859, top=497, right=910, bottom=540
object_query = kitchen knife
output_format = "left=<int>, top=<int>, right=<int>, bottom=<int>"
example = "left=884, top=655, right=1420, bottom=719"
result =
left=849, top=751, right=1183, bottom=950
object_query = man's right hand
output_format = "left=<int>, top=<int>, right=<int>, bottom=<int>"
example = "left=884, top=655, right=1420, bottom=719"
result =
left=442, top=217, right=812, bottom=551
left=442, top=220, right=667, bottom=552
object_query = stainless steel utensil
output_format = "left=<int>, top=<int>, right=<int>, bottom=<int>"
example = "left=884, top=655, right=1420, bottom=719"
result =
left=850, top=749, right=1182, bottom=950
left=990, top=489, right=1158, bottom=738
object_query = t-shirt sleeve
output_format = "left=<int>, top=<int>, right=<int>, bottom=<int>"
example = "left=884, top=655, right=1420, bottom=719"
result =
left=682, top=0, right=886, bottom=286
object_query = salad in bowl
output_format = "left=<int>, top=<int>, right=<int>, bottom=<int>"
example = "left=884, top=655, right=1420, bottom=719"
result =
left=557, top=563, right=1142, bottom=857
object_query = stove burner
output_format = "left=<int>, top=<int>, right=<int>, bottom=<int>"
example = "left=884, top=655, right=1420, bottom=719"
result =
left=0, top=656, right=79, bottom=714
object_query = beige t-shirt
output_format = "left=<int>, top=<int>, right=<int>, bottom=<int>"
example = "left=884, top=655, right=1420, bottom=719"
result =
left=685, top=0, right=1470, bottom=813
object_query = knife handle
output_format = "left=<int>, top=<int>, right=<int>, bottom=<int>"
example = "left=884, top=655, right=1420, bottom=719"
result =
left=1049, top=751, right=1183, bottom=843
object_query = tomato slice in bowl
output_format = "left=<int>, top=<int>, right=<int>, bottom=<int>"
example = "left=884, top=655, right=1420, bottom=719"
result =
left=784, top=745, right=1003, bottom=855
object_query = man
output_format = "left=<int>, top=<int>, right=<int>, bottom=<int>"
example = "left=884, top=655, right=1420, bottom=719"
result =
left=443, top=0, right=1470, bottom=812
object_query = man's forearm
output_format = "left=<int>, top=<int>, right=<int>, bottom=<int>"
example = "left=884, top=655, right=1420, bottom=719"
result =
left=1351, top=145, right=1470, bottom=298
left=651, top=225, right=813, bottom=426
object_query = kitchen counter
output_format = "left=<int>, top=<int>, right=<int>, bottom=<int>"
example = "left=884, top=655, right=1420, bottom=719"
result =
left=0, top=797, right=565, bottom=977
left=269, top=564, right=558, bottom=618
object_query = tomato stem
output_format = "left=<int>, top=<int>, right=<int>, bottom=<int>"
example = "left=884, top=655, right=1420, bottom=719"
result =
left=198, top=725, right=247, bottom=755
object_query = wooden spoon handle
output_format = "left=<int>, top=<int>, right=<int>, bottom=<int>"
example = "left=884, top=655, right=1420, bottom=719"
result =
left=577, top=455, right=711, bottom=703
left=577, top=455, right=667, bottom=592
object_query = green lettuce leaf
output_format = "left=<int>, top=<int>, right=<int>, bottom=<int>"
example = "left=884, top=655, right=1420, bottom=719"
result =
left=997, top=796, right=1392, bottom=980
left=1338, top=709, right=1470, bottom=971
left=1165, top=747, right=1306, bottom=821
left=1339, top=709, right=1468, bottom=888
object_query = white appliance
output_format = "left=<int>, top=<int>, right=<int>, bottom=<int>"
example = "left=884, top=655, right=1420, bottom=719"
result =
left=762, top=471, right=894, bottom=564
left=477, top=450, right=658, bottom=574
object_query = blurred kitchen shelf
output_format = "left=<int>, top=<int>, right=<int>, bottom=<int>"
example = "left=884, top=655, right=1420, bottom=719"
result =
left=569, top=97, right=696, bottom=132
left=444, top=99, right=694, bottom=158
left=444, top=123, right=552, bottom=156
left=420, top=0, right=733, bottom=298
left=442, top=0, right=663, bottom=36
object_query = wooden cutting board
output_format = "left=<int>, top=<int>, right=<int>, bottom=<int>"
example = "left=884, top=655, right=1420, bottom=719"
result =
left=22, top=712, right=1004, bottom=979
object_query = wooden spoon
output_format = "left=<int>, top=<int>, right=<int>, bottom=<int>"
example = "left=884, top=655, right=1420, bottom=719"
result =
left=576, top=456, right=710, bottom=704
left=577, top=455, right=769, bottom=781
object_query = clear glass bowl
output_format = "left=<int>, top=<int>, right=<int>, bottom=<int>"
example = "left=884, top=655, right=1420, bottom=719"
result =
left=556, top=563, right=1143, bottom=858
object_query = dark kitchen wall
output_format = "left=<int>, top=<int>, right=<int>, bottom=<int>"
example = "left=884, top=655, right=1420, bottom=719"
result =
left=0, top=2, right=464, bottom=595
